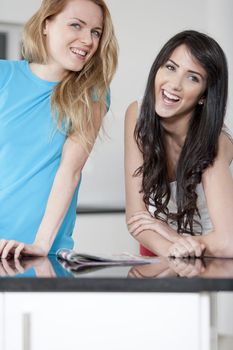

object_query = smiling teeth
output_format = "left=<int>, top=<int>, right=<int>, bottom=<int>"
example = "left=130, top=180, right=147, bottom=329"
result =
left=71, top=48, right=87, bottom=57
left=163, top=90, right=180, bottom=101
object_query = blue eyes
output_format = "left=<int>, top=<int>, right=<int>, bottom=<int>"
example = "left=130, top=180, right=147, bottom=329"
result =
left=70, top=23, right=101, bottom=39
left=91, top=30, right=101, bottom=38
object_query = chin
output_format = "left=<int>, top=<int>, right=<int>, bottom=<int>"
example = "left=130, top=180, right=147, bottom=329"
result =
left=66, top=65, right=85, bottom=73
left=156, top=107, right=171, bottom=118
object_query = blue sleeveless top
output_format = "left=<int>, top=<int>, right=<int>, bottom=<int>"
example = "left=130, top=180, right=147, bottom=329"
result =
left=0, top=60, right=85, bottom=254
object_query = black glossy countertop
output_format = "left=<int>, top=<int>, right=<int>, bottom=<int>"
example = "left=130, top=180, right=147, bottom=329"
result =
left=0, top=256, right=233, bottom=292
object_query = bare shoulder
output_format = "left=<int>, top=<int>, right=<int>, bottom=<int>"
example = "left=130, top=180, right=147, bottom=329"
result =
left=218, top=131, right=233, bottom=163
left=202, top=131, right=233, bottom=182
left=125, top=100, right=138, bottom=114
left=125, top=101, right=139, bottom=124
left=124, top=100, right=142, bottom=158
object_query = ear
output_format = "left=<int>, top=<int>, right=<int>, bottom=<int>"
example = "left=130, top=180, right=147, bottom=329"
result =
left=198, top=97, right=205, bottom=105
left=43, top=19, right=49, bottom=35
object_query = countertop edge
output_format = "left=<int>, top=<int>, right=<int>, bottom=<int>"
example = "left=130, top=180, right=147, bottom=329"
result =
left=1, top=277, right=233, bottom=292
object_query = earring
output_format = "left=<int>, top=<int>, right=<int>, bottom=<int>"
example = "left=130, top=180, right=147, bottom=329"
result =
left=198, top=100, right=204, bottom=105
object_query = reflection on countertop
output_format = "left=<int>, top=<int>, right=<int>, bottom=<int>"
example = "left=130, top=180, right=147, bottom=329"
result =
left=0, top=256, right=58, bottom=278
left=128, top=257, right=233, bottom=279
left=0, top=255, right=233, bottom=292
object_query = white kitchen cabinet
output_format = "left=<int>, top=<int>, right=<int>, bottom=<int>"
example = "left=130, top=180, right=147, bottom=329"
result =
left=4, top=292, right=211, bottom=350
left=217, top=292, right=233, bottom=336
left=0, top=294, right=4, bottom=350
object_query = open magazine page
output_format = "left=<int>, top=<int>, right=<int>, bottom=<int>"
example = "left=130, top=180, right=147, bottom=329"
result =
left=56, top=248, right=159, bottom=267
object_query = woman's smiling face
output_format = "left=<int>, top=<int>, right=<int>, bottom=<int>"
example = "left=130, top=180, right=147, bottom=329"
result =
left=43, top=0, right=103, bottom=79
left=154, top=44, right=207, bottom=122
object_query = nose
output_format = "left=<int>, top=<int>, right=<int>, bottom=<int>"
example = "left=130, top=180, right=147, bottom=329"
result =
left=80, top=29, right=93, bottom=47
left=170, top=73, right=183, bottom=91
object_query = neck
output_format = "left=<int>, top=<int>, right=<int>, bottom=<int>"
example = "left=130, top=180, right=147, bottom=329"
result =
left=161, top=114, right=192, bottom=147
left=29, top=63, right=67, bottom=82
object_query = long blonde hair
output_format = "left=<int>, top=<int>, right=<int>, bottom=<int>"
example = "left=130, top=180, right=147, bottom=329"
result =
left=22, top=0, right=118, bottom=148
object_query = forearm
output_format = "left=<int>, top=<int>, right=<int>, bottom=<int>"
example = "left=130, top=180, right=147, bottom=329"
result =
left=154, top=220, right=180, bottom=243
left=193, top=231, right=233, bottom=258
left=127, top=210, right=180, bottom=243
left=131, top=229, right=173, bottom=257
left=34, top=166, right=80, bottom=252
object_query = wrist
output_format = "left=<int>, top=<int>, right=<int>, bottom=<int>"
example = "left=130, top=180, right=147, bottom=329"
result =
left=33, top=238, right=51, bottom=255
left=157, top=220, right=179, bottom=243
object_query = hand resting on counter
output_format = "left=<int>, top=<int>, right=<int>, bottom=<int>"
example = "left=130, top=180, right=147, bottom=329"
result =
left=0, top=239, right=49, bottom=260
left=127, top=211, right=206, bottom=258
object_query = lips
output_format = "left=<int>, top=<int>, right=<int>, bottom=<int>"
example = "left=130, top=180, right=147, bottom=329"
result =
left=162, top=89, right=180, bottom=104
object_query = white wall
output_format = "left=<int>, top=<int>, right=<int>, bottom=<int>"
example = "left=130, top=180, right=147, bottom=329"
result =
left=206, top=0, right=233, bottom=130
left=0, top=0, right=41, bottom=23
left=77, top=0, right=233, bottom=209
left=1, top=1, right=232, bottom=210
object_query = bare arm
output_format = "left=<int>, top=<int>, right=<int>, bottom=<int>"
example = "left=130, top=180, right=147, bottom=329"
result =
left=0, top=102, right=105, bottom=258
left=124, top=101, right=178, bottom=256
left=192, top=132, right=233, bottom=257
left=125, top=102, right=206, bottom=258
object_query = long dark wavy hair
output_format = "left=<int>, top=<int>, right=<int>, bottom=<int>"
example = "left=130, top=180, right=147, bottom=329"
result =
left=135, top=30, right=228, bottom=234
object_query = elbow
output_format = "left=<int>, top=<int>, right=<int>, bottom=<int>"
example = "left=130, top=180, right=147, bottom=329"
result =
left=58, top=164, right=82, bottom=189
left=73, top=169, right=82, bottom=184
left=72, top=169, right=82, bottom=188
left=126, top=221, right=140, bottom=240
left=213, top=233, right=233, bottom=258
left=220, top=243, right=233, bottom=258
left=125, top=210, right=136, bottom=238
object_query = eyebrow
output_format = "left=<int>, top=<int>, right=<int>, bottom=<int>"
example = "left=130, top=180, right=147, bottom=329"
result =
left=71, top=17, right=102, bottom=30
left=168, top=59, right=205, bottom=80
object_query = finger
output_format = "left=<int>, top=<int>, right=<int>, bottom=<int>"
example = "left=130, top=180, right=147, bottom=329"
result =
left=130, top=211, right=151, bottom=217
left=14, top=259, right=25, bottom=274
left=0, top=262, right=7, bottom=276
left=186, top=237, right=204, bottom=257
left=178, top=263, right=196, bottom=277
left=185, top=260, right=204, bottom=278
left=127, top=212, right=153, bottom=225
left=173, top=241, right=190, bottom=258
left=128, top=268, right=143, bottom=279
left=156, top=268, right=176, bottom=278
left=128, top=219, right=155, bottom=234
left=201, top=243, right=206, bottom=253
left=128, top=217, right=154, bottom=229
left=169, top=246, right=182, bottom=258
left=192, top=259, right=205, bottom=274
left=1, top=258, right=17, bottom=276
left=177, top=238, right=195, bottom=258
left=127, top=271, right=135, bottom=278
left=169, top=258, right=187, bottom=270
left=129, top=223, right=159, bottom=237
left=0, top=239, right=8, bottom=256
left=14, top=243, right=25, bottom=260
left=1, top=240, right=18, bottom=259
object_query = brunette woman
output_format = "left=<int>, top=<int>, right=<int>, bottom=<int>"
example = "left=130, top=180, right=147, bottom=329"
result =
left=125, top=30, right=233, bottom=258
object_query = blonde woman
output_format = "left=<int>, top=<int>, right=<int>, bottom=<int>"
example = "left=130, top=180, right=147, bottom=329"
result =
left=0, top=0, right=118, bottom=258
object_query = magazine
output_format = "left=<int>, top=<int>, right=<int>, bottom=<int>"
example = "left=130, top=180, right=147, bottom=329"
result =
left=56, top=248, right=158, bottom=267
